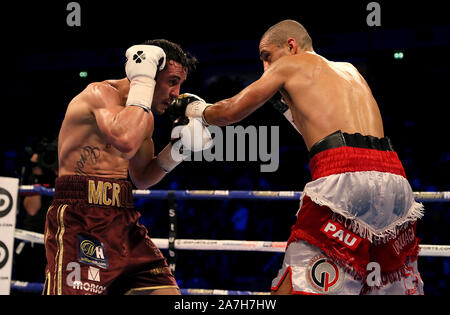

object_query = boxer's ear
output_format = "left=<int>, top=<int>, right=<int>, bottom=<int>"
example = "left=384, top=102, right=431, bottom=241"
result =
left=287, top=38, right=298, bottom=55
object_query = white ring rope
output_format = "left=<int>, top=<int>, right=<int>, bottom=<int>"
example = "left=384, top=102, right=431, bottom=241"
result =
left=14, top=228, right=450, bottom=257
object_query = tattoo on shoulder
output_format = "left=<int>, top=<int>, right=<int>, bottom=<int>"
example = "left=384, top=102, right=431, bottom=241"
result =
left=74, top=146, right=101, bottom=175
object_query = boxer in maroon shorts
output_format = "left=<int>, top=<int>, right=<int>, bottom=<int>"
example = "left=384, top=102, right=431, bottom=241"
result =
left=43, top=40, right=210, bottom=295
left=44, top=175, right=177, bottom=295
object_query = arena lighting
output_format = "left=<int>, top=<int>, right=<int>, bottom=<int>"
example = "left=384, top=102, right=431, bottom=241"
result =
left=394, top=51, right=404, bottom=60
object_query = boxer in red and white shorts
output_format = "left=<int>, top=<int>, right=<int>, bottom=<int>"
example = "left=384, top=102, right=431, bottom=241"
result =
left=171, top=20, right=426, bottom=294
left=271, top=131, right=424, bottom=295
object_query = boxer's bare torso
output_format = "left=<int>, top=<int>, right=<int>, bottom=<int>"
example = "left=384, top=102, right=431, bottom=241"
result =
left=205, top=48, right=384, bottom=151
left=57, top=79, right=153, bottom=179
left=58, top=59, right=187, bottom=191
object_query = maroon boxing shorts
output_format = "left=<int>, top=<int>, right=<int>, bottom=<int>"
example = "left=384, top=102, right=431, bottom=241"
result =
left=43, top=175, right=178, bottom=295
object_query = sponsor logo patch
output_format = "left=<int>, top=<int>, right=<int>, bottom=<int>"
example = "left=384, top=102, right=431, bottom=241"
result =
left=77, top=234, right=109, bottom=269
left=88, top=266, right=101, bottom=282
left=72, top=281, right=106, bottom=294
left=306, top=255, right=344, bottom=294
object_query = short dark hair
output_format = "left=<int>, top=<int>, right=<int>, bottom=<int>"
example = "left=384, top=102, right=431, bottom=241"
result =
left=261, top=20, right=313, bottom=50
left=142, top=39, right=198, bottom=73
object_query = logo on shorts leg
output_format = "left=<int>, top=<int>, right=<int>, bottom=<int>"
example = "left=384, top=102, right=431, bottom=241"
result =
left=306, top=255, right=344, bottom=294
left=77, top=234, right=109, bottom=269
left=88, top=266, right=101, bottom=282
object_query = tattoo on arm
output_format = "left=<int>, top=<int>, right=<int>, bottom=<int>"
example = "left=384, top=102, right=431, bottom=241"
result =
left=74, top=146, right=101, bottom=175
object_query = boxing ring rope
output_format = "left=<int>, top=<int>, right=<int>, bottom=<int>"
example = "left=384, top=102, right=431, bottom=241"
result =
left=11, top=185, right=450, bottom=294
left=13, top=228, right=450, bottom=256
left=18, top=185, right=450, bottom=202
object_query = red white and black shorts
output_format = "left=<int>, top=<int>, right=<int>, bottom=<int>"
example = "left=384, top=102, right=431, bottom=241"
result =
left=43, top=175, right=178, bottom=295
left=271, top=131, right=425, bottom=295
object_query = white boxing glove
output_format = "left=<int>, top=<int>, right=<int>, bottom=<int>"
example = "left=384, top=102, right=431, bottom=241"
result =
left=178, top=118, right=214, bottom=152
left=156, top=118, right=214, bottom=173
left=125, top=45, right=166, bottom=112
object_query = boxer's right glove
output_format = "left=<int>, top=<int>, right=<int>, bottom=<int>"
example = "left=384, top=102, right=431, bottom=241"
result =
left=125, top=45, right=166, bottom=113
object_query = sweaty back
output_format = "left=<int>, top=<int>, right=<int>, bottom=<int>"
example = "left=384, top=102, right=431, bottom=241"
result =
left=282, top=52, right=384, bottom=149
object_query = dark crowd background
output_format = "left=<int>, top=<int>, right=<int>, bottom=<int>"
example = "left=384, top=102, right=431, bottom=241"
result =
left=0, top=0, right=449, bottom=295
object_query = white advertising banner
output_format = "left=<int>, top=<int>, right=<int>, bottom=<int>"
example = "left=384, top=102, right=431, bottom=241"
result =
left=0, top=177, right=19, bottom=295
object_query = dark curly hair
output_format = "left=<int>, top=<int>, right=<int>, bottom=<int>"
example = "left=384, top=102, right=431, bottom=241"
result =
left=142, top=39, right=198, bottom=73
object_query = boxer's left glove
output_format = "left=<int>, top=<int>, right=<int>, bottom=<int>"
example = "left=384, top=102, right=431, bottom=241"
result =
left=168, top=93, right=212, bottom=125
left=156, top=117, right=214, bottom=173
left=125, top=45, right=166, bottom=113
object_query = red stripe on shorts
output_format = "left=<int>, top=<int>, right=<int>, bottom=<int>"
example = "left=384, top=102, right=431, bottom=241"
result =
left=309, top=146, right=406, bottom=181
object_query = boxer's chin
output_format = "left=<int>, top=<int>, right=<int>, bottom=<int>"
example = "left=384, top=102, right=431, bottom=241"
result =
left=152, top=102, right=168, bottom=115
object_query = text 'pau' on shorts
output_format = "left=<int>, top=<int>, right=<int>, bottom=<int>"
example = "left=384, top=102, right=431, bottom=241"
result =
left=272, top=131, right=424, bottom=295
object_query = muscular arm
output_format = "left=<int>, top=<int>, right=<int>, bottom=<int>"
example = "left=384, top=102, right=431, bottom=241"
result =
left=203, top=58, right=290, bottom=126
left=89, top=83, right=152, bottom=157
left=128, top=137, right=167, bottom=189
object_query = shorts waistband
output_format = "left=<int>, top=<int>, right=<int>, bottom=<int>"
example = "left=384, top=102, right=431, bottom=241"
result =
left=54, top=175, right=134, bottom=208
left=309, top=130, right=394, bottom=159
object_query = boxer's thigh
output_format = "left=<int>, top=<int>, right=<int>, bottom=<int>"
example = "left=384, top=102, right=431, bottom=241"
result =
left=110, top=222, right=179, bottom=295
